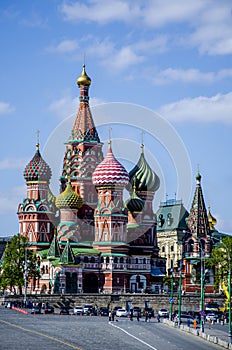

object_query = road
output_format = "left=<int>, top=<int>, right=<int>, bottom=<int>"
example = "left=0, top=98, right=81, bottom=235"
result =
left=0, top=307, right=221, bottom=350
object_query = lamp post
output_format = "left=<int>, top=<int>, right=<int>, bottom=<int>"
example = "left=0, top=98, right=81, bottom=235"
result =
left=169, top=269, right=174, bottom=320
left=177, top=261, right=183, bottom=328
left=23, top=246, right=28, bottom=306
left=200, top=251, right=205, bottom=332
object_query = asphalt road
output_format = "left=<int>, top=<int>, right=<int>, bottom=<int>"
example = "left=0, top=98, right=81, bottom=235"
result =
left=0, top=307, right=221, bottom=350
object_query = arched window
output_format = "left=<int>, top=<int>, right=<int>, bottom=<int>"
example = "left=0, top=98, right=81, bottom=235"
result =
left=188, top=239, right=194, bottom=252
left=119, top=257, right=124, bottom=264
left=114, top=257, right=118, bottom=263
left=162, top=246, right=165, bottom=253
left=135, top=258, right=138, bottom=264
left=171, top=245, right=174, bottom=252
left=90, top=256, right=95, bottom=263
left=84, top=256, right=89, bottom=263
left=106, top=257, right=109, bottom=264
left=143, top=258, right=146, bottom=264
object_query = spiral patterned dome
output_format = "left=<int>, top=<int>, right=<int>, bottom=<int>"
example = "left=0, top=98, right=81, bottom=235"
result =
left=77, top=64, right=91, bottom=87
left=127, top=145, right=160, bottom=193
left=125, top=187, right=144, bottom=213
left=24, top=144, right=52, bottom=182
left=55, top=182, right=83, bottom=209
left=92, top=143, right=129, bottom=187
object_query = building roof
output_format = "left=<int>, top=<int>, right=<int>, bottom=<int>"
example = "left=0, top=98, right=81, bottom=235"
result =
left=156, top=199, right=189, bottom=232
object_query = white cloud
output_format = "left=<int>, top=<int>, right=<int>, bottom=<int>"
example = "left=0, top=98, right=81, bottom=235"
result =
left=103, top=46, right=145, bottom=70
left=152, top=68, right=232, bottom=85
left=158, top=92, right=232, bottom=124
left=0, top=158, right=26, bottom=170
left=59, top=1, right=232, bottom=56
left=0, top=101, right=15, bottom=115
left=46, top=39, right=79, bottom=54
left=60, top=0, right=139, bottom=24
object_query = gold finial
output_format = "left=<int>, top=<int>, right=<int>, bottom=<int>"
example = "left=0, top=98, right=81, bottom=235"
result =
left=108, top=127, right=112, bottom=147
left=141, top=131, right=144, bottom=153
left=77, top=63, right=91, bottom=87
left=36, top=130, right=40, bottom=149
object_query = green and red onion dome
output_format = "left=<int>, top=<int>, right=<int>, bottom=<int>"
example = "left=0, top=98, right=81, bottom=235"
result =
left=55, top=182, right=83, bottom=209
left=24, top=144, right=52, bottom=182
left=92, top=142, right=129, bottom=187
left=127, top=145, right=160, bottom=193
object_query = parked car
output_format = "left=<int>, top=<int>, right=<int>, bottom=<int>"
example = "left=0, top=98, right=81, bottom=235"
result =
left=31, top=306, right=41, bottom=314
left=132, top=307, right=141, bottom=317
left=116, top=309, right=129, bottom=317
left=43, top=306, right=54, bottom=314
left=59, top=306, right=70, bottom=315
left=113, top=306, right=122, bottom=315
left=143, top=307, right=155, bottom=317
left=83, top=304, right=93, bottom=315
left=205, top=313, right=217, bottom=322
left=158, top=308, right=169, bottom=318
left=73, top=306, right=84, bottom=315
left=99, top=307, right=109, bottom=316
left=86, top=307, right=97, bottom=316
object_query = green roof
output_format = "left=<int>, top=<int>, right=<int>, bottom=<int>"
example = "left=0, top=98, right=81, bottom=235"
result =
left=156, top=200, right=189, bottom=232
left=101, top=253, right=128, bottom=257
left=72, top=248, right=99, bottom=255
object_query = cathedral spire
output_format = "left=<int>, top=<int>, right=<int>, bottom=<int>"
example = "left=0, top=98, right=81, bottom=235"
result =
left=186, top=172, right=210, bottom=238
left=70, top=64, right=100, bottom=143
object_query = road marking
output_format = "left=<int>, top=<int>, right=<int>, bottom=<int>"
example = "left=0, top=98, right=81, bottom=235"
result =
left=109, top=322, right=158, bottom=350
left=0, top=319, right=81, bottom=349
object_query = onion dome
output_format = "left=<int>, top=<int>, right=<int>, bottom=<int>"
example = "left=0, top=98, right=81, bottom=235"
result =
left=77, top=64, right=91, bottom=87
left=92, top=142, right=129, bottom=187
left=207, top=206, right=217, bottom=230
left=55, top=182, right=82, bottom=209
left=125, top=186, right=144, bottom=213
left=24, top=144, right=52, bottom=182
left=196, top=172, right=202, bottom=183
left=127, top=145, right=160, bottom=193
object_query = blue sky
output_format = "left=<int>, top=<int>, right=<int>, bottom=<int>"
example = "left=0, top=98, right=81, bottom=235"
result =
left=0, top=0, right=232, bottom=237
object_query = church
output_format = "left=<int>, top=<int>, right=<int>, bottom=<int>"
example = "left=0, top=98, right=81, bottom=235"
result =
left=17, top=65, right=166, bottom=295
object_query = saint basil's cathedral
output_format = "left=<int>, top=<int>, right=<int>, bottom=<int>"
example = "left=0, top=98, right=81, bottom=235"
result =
left=17, top=65, right=219, bottom=295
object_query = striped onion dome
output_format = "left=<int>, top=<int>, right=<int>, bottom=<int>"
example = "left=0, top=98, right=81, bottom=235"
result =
left=127, top=145, right=160, bottom=193
left=55, top=182, right=83, bottom=209
left=125, top=187, right=144, bottom=213
left=24, top=144, right=52, bottom=182
left=92, top=142, right=129, bottom=187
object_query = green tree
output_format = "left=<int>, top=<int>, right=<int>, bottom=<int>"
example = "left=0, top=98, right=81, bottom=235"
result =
left=0, top=234, right=39, bottom=295
left=208, top=236, right=232, bottom=290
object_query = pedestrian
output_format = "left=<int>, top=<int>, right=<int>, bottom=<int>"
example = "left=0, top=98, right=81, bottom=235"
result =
left=111, top=310, right=114, bottom=322
left=137, top=313, right=140, bottom=322
left=145, top=311, right=148, bottom=322
left=207, top=318, right=211, bottom=329
left=157, top=314, right=160, bottom=323
left=187, top=317, right=191, bottom=327
left=148, top=313, right=151, bottom=322
left=130, top=309, right=133, bottom=321
left=109, top=310, right=112, bottom=322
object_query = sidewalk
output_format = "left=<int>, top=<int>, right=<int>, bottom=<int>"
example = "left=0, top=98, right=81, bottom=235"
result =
left=163, top=319, right=232, bottom=349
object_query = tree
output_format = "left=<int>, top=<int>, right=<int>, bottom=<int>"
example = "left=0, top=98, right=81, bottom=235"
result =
left=208, top=236, right=232, bottom=290
left=0, top=234, right=39, bottom=295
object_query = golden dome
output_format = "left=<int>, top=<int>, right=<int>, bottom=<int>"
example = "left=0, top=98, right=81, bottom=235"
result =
left=207, top=206, right=217, bottom=230
left=77, top=64, right=91, bottom=87
left=55, top=182, right=82, bottom=209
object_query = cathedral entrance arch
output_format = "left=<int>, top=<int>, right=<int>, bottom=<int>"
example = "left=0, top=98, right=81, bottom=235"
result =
left=83, top=273, right=98, bottom=293
left=130, top=274, right=146, bottom=293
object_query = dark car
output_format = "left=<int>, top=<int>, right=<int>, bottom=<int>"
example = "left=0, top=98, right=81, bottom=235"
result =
left=87, top=307, right=97, bottom=316
left=99, top=307, right=109, bottom=316
left=44, top=306, right=55, bottom=314
left=143, top=307, right=154, bottom=317
left=31, top=306, right=41, bottom=314
left=132, top=307, right=141, bottom=317
left=59, top=307, right=69, bottom=315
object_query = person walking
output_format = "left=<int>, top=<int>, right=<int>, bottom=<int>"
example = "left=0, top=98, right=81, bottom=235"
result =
left=109, top=310, right=112, bottom=322
left=145, top=311, right=148, bottom=322
left=130, top=309, right=133, bottom=321
left=111, top=310, right=114, bottom=322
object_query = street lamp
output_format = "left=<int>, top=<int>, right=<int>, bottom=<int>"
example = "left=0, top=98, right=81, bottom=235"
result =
left=177, top=261, right=183, bottom=328
left=214, top=239, right=231, bottom=344
left=169, top=269, right=174, bottom=320
left=198, top=240, right=205, bottom=333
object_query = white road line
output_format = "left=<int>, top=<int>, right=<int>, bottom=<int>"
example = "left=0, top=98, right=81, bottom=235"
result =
left=109, top=322, right=158, bottom=350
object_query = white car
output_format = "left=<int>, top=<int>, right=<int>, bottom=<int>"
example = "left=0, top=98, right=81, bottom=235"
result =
left=73, top=306, right=84, bottom=315
left=205, top=313, right=217, bottom=322
left=158, top=309, right=169, bottom=317
left=116, top=309, right=129, bottom=317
